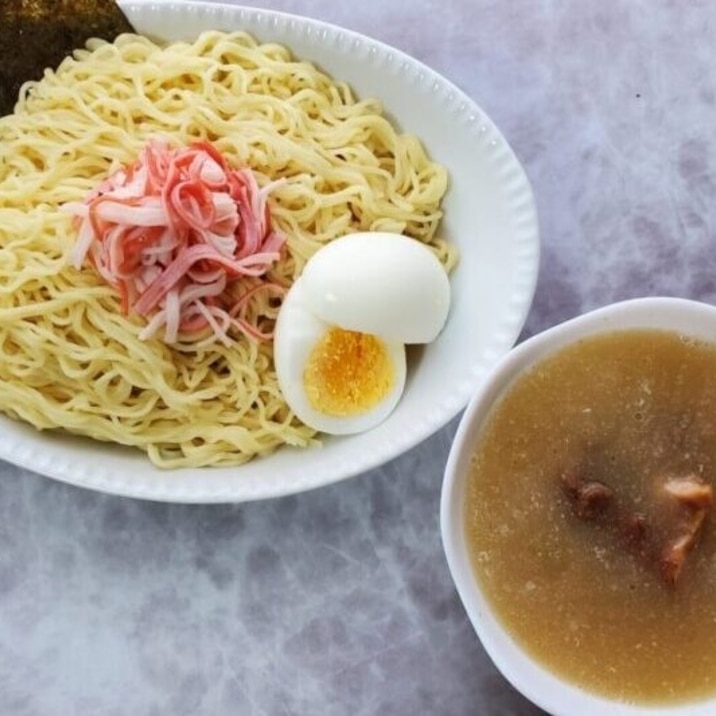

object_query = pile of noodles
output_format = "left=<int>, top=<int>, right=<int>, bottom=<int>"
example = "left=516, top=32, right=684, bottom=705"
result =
left=0, top=31, right=454, bottom=468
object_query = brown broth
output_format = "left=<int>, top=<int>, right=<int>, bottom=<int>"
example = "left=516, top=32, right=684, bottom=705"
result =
left=465, top=329, right=716, bottom=705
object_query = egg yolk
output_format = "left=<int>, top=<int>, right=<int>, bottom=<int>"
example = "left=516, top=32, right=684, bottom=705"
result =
left=303, top=328, right=394, bottom=416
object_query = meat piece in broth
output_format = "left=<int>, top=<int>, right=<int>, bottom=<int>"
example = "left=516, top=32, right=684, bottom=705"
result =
left=659, top=475, right=713, bottom=586
left=561, top=470, right=713, bottom=588
left=561, top=471, right=614, bottom=519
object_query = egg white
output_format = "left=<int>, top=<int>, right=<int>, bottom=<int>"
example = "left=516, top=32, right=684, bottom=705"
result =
left=300, top=232, right=451, bottom=344
left=274, top=278, right=407, bottom=435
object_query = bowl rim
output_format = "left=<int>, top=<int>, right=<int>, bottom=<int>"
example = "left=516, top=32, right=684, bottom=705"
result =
left=441, top=296, right=716, bottom=716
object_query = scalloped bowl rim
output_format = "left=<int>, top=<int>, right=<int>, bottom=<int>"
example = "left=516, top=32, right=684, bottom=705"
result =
left=0, top=1, right=540, bottom=502
left=441, top=296, right=716, bottom=716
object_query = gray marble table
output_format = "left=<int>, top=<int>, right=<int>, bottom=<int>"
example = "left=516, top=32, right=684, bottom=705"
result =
left=2, top=1, right=713, bottom=714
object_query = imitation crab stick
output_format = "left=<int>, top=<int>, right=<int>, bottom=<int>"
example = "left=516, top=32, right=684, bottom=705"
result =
left=64, top=140, right=286, bottom=344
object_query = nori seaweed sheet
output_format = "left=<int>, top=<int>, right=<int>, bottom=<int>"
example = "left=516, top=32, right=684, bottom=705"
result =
left=0, top=0, right=134, bottom=116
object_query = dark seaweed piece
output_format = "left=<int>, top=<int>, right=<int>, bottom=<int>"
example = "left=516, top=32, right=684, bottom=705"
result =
left=0, top=0, right=135, bottom=116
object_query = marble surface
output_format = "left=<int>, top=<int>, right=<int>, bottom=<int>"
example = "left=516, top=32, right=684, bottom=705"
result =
left=2, top=1, right=715, bottom=714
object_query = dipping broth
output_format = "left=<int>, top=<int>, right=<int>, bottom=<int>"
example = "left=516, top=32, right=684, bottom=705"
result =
left=465, top=329, right=716, bottom=705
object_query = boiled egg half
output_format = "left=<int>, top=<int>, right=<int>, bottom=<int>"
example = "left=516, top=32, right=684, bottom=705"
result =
left=274, top=232, right=451, bottom=435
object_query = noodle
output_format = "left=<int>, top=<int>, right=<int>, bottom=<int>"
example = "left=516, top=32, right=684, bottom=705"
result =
left=0, top=31, right=454, bottom=468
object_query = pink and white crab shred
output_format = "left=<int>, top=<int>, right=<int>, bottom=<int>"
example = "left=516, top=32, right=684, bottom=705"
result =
left=63, top=139, right=287, bottom=345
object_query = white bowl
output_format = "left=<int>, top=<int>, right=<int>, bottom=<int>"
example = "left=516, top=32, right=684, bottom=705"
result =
left=441, top=296, right=716, bottom=716
left=0, top=1, right=539, bottom=502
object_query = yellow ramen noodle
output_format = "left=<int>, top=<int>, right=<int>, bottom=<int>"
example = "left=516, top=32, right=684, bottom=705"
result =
left=0, top=31, right=452, bottom=468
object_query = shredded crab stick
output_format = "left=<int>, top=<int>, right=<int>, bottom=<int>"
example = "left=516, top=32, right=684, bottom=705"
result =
left=64, top=140, right=287, bottom=344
